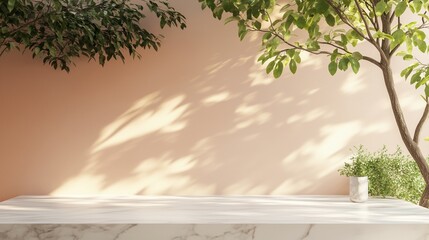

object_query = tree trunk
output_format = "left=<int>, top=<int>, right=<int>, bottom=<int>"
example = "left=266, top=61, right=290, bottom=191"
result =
left=420, top=185, right=429, bottom=207
left=380, top=60, right=429, bottom=207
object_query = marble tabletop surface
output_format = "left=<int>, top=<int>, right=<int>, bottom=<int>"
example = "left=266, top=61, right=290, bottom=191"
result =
left=0, top=195, right=429, bottom=224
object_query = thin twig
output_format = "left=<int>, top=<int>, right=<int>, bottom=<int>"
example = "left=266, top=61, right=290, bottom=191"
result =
left=354, top=0, right=376, bottom=43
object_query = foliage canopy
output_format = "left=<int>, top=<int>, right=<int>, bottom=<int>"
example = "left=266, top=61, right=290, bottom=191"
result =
left=200, top=0, right=429, bottom=97
left=0, top=0, right=186, bottom=71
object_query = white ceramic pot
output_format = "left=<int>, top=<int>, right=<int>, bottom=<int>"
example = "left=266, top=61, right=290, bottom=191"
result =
left=349, top=176, right=368, bottom=203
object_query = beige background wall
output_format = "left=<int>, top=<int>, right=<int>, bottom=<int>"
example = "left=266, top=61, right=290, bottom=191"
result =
left=0, top=1, right=427, bottom=201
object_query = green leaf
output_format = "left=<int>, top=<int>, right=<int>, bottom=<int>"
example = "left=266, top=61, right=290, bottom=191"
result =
left=417, top=76, right=429, bottom=88
left=413, top=0, right=422, bottom=12
left=411, top=72, right=421, bottom=84
left=406, top=37, right=413, bottom=53
left=349, top=58, right=360, bottom=74
left=286, top=49, right=295, bottom=57
left=315, top=0, right=329, bottom=13
left=328, top=61, right=337, bottom=75
left=289, top=60, right=297, bottom=74
left=400, top=63, right=418, bottom=79
left=340, top=34, right=348, bottom=46
left=296, top=16, right=306, bottom=29
left=325, top=14, right=335, bottom=26
left=351, top=52, right=363, bottom=60
left=7, top=0, right=16, bottom=12
left=330, top=49, right=339, bottom=61
left=262, top=32, right=272, bottom=43
left=400, top=67, right=413, bottom=79
left=395, top=1, right=407, bottom=17
left=338, top=57, right=349, bottom=71
left=374, top=31, right=394, bottom=41
left=266, top=60, right=276, bottom=74
left=391, top=29, right=405, bottom=50
left=414, top=30, right=426, bottom=40
left=274, top=62, right=284, bottom=78
left=402, top=54, right=413, bottom=60
left=375, top=1, right=387, bottom=16
left=324, top=34, right=331, bottom=42
left=294, top=53, right=301, bottom=63
left=238, top=20, right=248, bottom=40
left=415, top=39, right=427, bottom=52
left=253, top=21, right=261, bottom=30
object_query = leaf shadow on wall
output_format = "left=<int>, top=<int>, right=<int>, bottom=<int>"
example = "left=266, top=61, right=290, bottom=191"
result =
left=48, top=37, right=404, bottom=196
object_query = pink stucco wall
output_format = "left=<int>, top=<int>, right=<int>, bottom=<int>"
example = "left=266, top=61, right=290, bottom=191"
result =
left=0, top=1, right=427, bottom=201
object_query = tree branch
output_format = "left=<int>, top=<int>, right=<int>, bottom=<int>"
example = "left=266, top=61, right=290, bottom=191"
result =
left=389, top=17, right=402, bottom=56
left=326, top=0, right=387, bottom=63
left=250, top=28, right=333, bottom=56
left=362, top=55, right=382, bottom=67
left=326, top=0, right=369, bottom=42
left=319, top=41, right=381, bottom=67
left=319, top=41, right=350, bottom=53
left=414, top=101, right=429, bottom=144
left=354, top=0, right=376, bottom=43
left=361, top=0, right=379, bottom=31
left=367, top=0, right=380, bottom=30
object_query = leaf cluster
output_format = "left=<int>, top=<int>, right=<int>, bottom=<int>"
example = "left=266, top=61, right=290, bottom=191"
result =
left=339, top=145, right=426, bottom=204
left=0, top=0, right=186, bottom=72
left=199, top=0, right=429, bottom=93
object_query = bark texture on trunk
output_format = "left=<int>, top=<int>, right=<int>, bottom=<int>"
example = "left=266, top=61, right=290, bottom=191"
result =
left=381, top=61, right=429, bottom=207
left=420, top=185, right=429, bottom=207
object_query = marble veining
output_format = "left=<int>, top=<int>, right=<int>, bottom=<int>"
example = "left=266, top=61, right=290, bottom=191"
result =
left=1, top=196, right=429, bottom=240
left=1, top=195, right=429, bottom=224
left=1, top=224, right=429, bottom=240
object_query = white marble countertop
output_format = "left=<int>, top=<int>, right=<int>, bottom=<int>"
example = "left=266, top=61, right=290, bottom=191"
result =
left=0, top=195, right=429, bottom=224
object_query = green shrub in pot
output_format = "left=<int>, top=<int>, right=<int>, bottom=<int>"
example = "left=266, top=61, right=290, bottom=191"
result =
left=339, top=146, right=426, bottom=204
left=338, top=147, right=368, bottom=177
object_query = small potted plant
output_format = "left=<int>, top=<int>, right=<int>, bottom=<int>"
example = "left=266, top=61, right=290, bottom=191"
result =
left=339, top=149, right=368, bottom=203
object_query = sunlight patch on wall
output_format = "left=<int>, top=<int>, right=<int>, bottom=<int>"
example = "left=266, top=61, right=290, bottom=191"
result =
left=249, top=70, right=275, bottom=86
left=307, top=88, right=319, bottom=96
left=234, top=103, right=272, bottom=129
left=287, top=108, right=330, bottom=124
left=91, top=94, right=189, bottom=154
left=398, top=92, right=426, bottom=112
left=282, top=121, right=362, bottom=165
left=360, top=122, right=391, bottom=135
left=317, top=121, right=362, bottom=159
left=280, top=96, right=294, bottom=104
left=341, top=75, right=366, bottom=94
left=231, top=56, right=253, bottom=68
left=304, top=108, right=331, bottom=122
left=205, top=59, right=232, bottom=75
left=51, top=174, right=105, bottom=195
left=104, top=155, right=196, bottom=194
left=235, top=104, right=262, bottom=115
left=235, top=112, right=271, bottom=129
left=299, top=52, right=323, bottom=69
left=203, top=91, right=231, bottom=105
left=51, top=155, right=214, bottom=195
